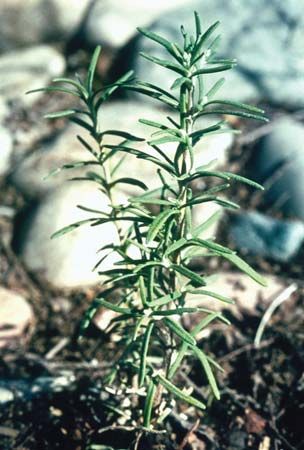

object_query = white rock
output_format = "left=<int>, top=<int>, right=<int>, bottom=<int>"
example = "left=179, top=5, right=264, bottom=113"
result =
left=47, top=0, right=91, bottom=37
left=84, top=0, right=195, bottom=48
left=0, top=387, right=14, bottom=404
left=12, top=101, right=233, bottom=198
left=18, top=183, right=126, bottom=288
left=0, top=97, right=8, bottom=124
left=0, top=45, right=65, bottom=105
left=93, top=307, right=118, bottom=332
left=192, top=202, right=223, bottom=241
left=0, top=126, right=13, bottom=176
left=0, top=287, right=34, bottom=348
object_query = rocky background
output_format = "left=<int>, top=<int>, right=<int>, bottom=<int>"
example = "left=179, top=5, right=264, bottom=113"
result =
left=0, top=1, right=304, bottom=449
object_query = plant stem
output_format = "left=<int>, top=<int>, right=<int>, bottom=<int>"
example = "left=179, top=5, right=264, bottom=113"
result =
left=166, top=79, right=195, bottom=383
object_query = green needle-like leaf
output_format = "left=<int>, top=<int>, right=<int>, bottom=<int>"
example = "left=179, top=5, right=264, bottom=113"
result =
left=26, top=86, right=81, bottom=97
left=137, top=27, right=183, bottom=63
left=139, top=118, right=169, bottom=130
left=139, top=322, right=154, bottom=386
left=148, top=291, right=183, bottom=307
left=171, top=264, right=206, bottom=287
left=86, top=45, right=101, bottom=92
left=147, top=209, right=179, bottom=243
left=140, top=52, right=187, bottom=76
left=218, top=252, right=267, bottom=286
left=51, top=218, right=98, bottom=239
left=205, top=99, right=265, bottom=114
left=143, top=379, right=157, bottom=428
left=192, top=347, right=220, bottom=399
left=206, top=77, right=226, bottom=98
left=101, top=130, right=144, bottom=141
left=110, top=177, right=148, bottom=191
left=192, top=64, right=235, bottom=76
left=197, top=109, right=269, bottom=122
left=156, top=374, right=206, bottom=410
left=52, top=77, right=88, bottom=98
left=44, top=109, right=77, bottom=119
left=164, top=318, right=196, bottom=345
left=194, top=11, right=202, bottom=38
left=186, top=289, right=235, bottom=304
left=191, top=20, right=220, bottom=63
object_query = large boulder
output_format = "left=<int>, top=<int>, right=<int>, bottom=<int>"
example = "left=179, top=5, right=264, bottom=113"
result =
left=116, top=0, right=304, bottom=108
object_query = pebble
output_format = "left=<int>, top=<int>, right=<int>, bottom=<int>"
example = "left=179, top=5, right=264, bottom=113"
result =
left=0, top=287, right=34, bottom=348
left=0, top=372, right=76, bottom=403
left=0, top=126, right=13, bottom=176
left=0, top=205, right=15, bottom=218
left=0, top=97, right=8, bottom=124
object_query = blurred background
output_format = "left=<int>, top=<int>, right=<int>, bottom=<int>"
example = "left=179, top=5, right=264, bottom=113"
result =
left=0, top=1, right=303, bottom=449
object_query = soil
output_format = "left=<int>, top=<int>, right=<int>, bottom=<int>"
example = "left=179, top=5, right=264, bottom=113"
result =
left=0, top=66, right=303, bottom=449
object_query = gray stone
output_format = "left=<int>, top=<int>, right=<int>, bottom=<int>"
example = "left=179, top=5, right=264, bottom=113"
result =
left=230, top=211, right=304, bottom=262
left=49, top=0, right=91, bottom=38
left=0, top=372, right=76, bottom=402
left=84, top=0, right=193, bottom=49
left=12, top=123, right=88, bottom=198
left=16, top=183, right=126, bottom=288
left=12, top=101, right=233, bottom=198
left=251, top=117, right=304, bottom=219
left=124, top=0, right=304, bottom=107
left=0, top=45, right=65, bottom=105
left=0, top=0, right=90, bottom=52
left=0, top=126, right=13, bottom=176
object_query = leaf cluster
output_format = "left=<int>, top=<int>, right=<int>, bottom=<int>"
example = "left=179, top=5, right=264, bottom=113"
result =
left=31, top=12, right=267, bottom=429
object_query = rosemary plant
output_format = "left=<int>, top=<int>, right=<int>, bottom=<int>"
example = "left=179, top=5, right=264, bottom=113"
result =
left=29, top=13, right=267, bottom=430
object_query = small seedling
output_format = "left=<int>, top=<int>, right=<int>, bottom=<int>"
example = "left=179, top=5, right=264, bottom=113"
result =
left=29, top=12, right=267, bottom=433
